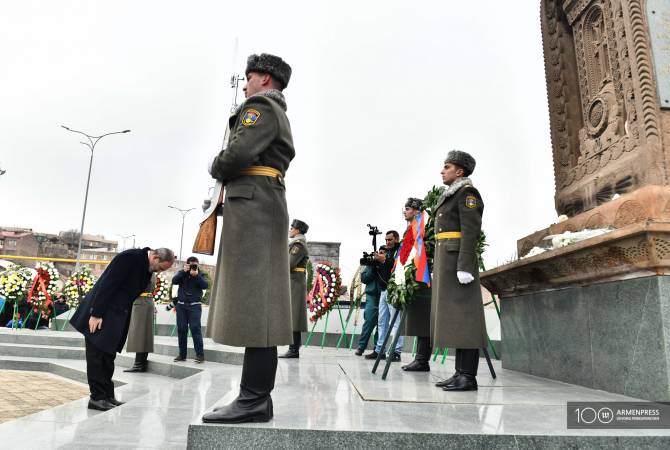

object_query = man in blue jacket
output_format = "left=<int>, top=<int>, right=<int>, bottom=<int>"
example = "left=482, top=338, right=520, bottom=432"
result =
left=70, top=247, right=175, bottom=411
left=172, top=256, right=208, bottom=363
left=354, top=248, right=386, bottom=355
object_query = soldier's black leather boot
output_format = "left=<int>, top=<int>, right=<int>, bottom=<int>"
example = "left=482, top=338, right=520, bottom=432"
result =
left=435, top=348, right=462, bottom=387
left=402, top=336, right=431, bottom=372
left=278, top=348, right=299, bottom=358
left=279, top=332, right=301, bottom=358
left=442, top=348, right=479, bottom=391
left=124, top=352, right=148, bottom=372
left=202, top=386, right=273, bottom=423
left=204, top=347, right=276, bottom=423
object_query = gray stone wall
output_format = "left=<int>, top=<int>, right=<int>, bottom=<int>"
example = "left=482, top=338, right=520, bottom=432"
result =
left=502, top=275, right=670, bottom=401
left=307, top=241, right=340, bottom=267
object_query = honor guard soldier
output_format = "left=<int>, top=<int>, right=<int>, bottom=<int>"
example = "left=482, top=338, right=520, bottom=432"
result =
left=279, top=219, right=310, bottom=358
left=202, top=53, right=295, bottom=424
left=431, top=150, right=488, bottom=391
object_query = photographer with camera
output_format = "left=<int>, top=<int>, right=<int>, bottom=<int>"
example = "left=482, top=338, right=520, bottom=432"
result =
left=354, top=225, right=385, bottom=356
left=365, top=230, right=403, bottom=362
left=171, top=256, right=208, bottom=363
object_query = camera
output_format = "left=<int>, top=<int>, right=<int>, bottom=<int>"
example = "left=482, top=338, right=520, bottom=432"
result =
left=367, top=224, right=381, bottom=237
left=189, top=264, right=198, bottom=272
left=360, top=224, right=383, bottom=265
left=360, top=251, right=377, bottom=266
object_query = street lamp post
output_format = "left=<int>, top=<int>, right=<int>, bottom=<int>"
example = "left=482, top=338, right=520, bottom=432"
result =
left=62, top=125, right=130, bottom=271
left=168, top=206, right=195, bottom=262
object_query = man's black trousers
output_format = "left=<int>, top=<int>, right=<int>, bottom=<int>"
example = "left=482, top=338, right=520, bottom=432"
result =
left=85, top=338, right=116, bottom=400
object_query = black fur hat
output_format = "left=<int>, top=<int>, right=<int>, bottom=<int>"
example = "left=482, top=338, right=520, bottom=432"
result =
left=444, top=150, right=476, bottom=176
left=291, top=219, right=309, bottom=234
left=246, top=53, right=292, bottom=89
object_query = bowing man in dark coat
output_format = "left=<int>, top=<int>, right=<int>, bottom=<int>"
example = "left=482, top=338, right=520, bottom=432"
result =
left=70, top=247, right=175, bottom=411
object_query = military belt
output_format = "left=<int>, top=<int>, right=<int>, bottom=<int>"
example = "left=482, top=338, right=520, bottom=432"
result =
left=292, top=267, right=306, bottom=273
left=436, top=232, right=463, bottom=240
left=239, top=166, right=282, bottom=178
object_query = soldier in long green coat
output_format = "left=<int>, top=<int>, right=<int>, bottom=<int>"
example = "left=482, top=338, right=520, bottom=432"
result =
left=202, top=53, right=294, bottom=424
left=431, top=150, right=487, bottom=392
left=279, top=219, right=309, bottom=359
left=123, top=277, right=155, bottom=373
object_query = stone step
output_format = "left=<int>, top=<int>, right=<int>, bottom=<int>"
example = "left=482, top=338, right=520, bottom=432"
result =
left=0, top=342, right=202, bottom=379
left=187, top=425, right=668, bottom=449
left=0, top=329, right=244, bottom=366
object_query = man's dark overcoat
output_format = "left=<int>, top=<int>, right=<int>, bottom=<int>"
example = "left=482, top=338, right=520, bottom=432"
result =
left=70, top=248, right=153, bottom=354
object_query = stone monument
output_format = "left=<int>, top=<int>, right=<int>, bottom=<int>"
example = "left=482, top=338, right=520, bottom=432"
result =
left=481, top=0, right=670, bottom=401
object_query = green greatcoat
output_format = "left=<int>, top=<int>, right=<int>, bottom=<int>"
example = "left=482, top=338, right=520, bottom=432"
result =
left=289, top=236, right=309, bottom=332
left=126, top=278, right=155, bottom=353
left=430, top=183, right=487, bottom=349
left=404, top=284, right=431, bottom=337
left=208, top=90, right=295, bottom=347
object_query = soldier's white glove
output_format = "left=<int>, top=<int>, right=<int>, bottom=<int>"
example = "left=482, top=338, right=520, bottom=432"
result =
left=457, top=271, right=474, bottom=284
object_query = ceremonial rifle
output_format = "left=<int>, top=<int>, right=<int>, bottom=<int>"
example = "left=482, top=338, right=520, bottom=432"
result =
left=193, top=43, right=244, bottom=255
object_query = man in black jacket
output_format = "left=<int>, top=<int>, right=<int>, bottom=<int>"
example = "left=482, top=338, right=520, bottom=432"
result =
left=70, top=247, right=175, bottom=411
left=172, top=256, right=208, bottom=363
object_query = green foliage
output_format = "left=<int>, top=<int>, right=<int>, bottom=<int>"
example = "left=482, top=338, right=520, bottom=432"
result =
left=387, top=186, right=443, bottom=310
left=306, top=260, right=314, bottom=290
left=477, top=230, right=489, bottom=271
left=386, top=185, right=490, bottom=308
left=201, top=271, right=213, bottom=305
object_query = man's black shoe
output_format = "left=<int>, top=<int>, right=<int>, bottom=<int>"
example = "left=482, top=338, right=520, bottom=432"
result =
left=123, top=363, right=147, bottom=373
left=174, top=356, right=186, bottom=362
left=354, top=348, right=364, bottom=356
left=435, top=372, right=460, bottom=387
left=107, top=398, right=125, bottom=406
left=203, top=396, right=273, bottom=423
left=194, top=355, right=205, bottom=363
left=389, top=352, right=401, bottom=362
left=88, top=398, right=116, bottom=411
left=278, top=349, right=299, bottom=359
left=402, top=360, right=430, bottom=372
left=442, top=374, right=478, bottom=391
left=364, top=351, right=379, bottom=360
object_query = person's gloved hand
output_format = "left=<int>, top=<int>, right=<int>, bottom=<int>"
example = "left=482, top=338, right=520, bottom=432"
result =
left=457, top=271, right=474, bottom=284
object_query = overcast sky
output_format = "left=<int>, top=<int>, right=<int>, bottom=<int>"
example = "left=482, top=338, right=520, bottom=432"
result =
left=0, top=0, right=558, bottom=280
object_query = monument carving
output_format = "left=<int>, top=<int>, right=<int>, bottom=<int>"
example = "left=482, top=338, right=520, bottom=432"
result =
left=479, top=1, right=670, bottom=403
left=541, top=0, right=667, bottom=216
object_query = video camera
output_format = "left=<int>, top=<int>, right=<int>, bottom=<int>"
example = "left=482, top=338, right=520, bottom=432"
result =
left=359, top=224, right=382, bottom=266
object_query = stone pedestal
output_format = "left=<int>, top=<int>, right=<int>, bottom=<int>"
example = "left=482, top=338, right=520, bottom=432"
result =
left=500, top=275, right=670, bottom=401
left=481, top=221, right=670, bottom=401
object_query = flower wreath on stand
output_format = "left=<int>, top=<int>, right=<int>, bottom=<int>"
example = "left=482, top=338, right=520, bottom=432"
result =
left=307, top=263, right=342, bottom=322
left=63, top=266, right=96, bottom=308
left=27, top=262, right=60, bottom=315
left=151, top=272, right=171, bottom=304
left=0, top=264, right=32, bottom=304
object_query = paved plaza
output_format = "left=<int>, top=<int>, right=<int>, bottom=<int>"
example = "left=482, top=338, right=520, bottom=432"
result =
left=0, top=369, right=89, bottom=423
left=0, top=328, right=669, bottom=449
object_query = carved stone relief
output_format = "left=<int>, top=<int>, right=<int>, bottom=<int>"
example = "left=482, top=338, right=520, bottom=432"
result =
left=541, top=0, right=665, bottom=216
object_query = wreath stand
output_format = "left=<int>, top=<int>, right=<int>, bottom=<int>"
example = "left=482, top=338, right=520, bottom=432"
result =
left=303, top=263, right=345, bottom=349
left=26, top=269, right=53, bottom=331
left=304, top=299, right=350, bottom=349
left=372, top=308, right=497, bottom=380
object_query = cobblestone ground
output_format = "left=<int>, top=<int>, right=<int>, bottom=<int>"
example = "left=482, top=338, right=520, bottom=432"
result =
left=0, top=370, right=89, bottom=423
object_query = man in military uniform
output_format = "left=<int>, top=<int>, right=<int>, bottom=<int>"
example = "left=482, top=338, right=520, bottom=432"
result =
left=401, top=198, right=433, bottom=372
left=279, top=219, right=310, bottom=359
left=431, top=150, right=487, bottom=391
left=202, top=53, right=294, bottom=423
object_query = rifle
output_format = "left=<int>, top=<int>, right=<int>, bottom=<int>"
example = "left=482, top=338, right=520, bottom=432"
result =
left=193, top=43, right=244, bottom=255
